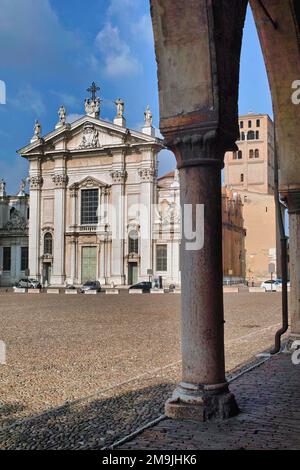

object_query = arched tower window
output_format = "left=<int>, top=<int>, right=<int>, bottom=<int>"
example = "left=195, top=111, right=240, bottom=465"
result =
left=237, top=150, right=242, bottom=159
left=249, top=149, right=254, bottom=159
left=255, top=149, right=260, bottom=158
left=128, top=230, right=139, bottom=254
left=44, top=232, right=53, bottom=255
left=247, top=131, right=255, bottom=140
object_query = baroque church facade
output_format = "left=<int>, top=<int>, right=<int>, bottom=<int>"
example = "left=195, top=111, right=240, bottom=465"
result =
left=0, top=84, right=246, bottom=288
left=17, top=85, right=183, bottom=288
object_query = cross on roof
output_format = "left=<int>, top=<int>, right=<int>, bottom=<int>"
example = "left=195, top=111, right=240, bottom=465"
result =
left=87, top=82, right=100, bottom=100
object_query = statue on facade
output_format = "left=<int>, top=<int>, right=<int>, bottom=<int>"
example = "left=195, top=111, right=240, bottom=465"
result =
left=84, top=82, right=101, bottom=119
left=144, top=105, right=153, bottom=126
left=58, top=105, right=66, bottom=125
left=31, top=120, right=41, bottom=142
left=115, top=98, right=124, bottom=118
left=18, top=178, right=27, bottom=196
left=34, top=120, right=41, bottom=136
left=0, top=178, right=6, bottom=197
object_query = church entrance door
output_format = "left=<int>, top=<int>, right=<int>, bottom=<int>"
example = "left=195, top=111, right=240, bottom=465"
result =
left=81, top=246, right=97, bottom=283
left=43, top=263, right=51, bottom=286
left=128, top=262, right=138, bottom=285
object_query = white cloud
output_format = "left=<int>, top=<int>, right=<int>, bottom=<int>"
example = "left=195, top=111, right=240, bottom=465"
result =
left=132, top=14, right=153, bottom=44
left=0, top=0, right=80, bottom=74
left=10, top=85, right=46, bottom=116
left=94, top=22, right=142, bottom=78
left=66, top=113, right=83, bottom=123
left=50, top=91, right=80, bottom=109
left=108, top=0, right=138, bottom=17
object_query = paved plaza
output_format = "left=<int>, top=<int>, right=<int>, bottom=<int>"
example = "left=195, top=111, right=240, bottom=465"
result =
left=0, top=292, right=285, bottom=449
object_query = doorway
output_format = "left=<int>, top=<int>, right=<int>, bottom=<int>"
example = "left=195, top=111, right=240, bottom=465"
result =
left=81, top=246, right=97, bottom=283
left=128, top=262, right=138, bottom=285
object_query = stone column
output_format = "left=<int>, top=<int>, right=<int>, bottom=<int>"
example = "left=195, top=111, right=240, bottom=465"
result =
left=283, top=190, right=300, bottom=344
left=28, top=175, right=43, bottom=280
left=70, top=236, right=77, bottom=285
left=51, top=171, right=68, bottom=286
left=165, top=134, right=239, bottom=421
left=110, top=168, right=126, bottom=285
left=289, top=212, right=300, bottom=337
left=138, top=164, right=155, bottom=281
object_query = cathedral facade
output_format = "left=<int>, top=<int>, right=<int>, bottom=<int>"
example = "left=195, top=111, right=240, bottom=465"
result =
left=1, top=85, right=246, bottom=288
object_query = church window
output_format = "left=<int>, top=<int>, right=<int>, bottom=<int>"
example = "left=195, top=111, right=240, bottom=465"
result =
left=128, top=230, right=139, bottom=254
left=81, top=189, right=99, bottom=225
left=249, top=149, right=254, bottom=158
left=248, top=120, right=252, bottom=128
left=156, top=245, right=167, bottom=272
left=3, top=247, right=11, bottom=271
left=256, top=131, right=260, bottom=139
left=255, top=149, right=260, bottom=158
left=44, top=232, right=53, bottom=255
left=21, top=247, right=28, bottom=271
left=247, top=131, right=255, bottom=140
left=240, top=121, right=244, bottom=129
left=240, top=174, right=244, bottom=183
left=256, top=119, right=260, bottom=127
left=237, top=150, right=242, bottom=159
left=233, top=152, right=237, bottom=160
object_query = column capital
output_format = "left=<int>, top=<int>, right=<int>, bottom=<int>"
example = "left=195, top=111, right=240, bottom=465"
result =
left=51, top=173, right=68, bottom=188
left=29, top=175, right=43, bottom=190
left=164, top=128, right=237, bottom=169
left=138, top=167, right=156, bottom=182
left=110, top=169, right=127, bottom=184
left=280, top=188, right=300, bottom=214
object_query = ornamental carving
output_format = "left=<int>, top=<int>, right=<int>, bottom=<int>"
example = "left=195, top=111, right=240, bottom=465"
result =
left=29, top=176, right=43, bottom=190
left=4, top=209, right=28, bottom=232
left=110, top=170, right=127, bottom=183
left=51, top=173, right=68, bottom=187
left=78, top=123, right=100, bottom=149
left=138, top=168, right=156, bottom=181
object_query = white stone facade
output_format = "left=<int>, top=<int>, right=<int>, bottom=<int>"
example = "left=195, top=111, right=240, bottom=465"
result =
left=0, top=182, right=29, bottom=287
left=17, top=90, right=182, bottom=288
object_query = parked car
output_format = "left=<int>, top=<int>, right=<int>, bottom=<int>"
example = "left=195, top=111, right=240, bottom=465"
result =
left=129, top=282, right=152, bottom=293
left=80, top=281, right=101, bottom=293
left=17, top=278, right=41, bottom=289
left=260, top=279, right=290, bottom=292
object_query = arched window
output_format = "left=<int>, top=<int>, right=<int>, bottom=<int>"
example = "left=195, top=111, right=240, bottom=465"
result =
left=241, top=132, right=245, bottom=141
left=256, top=131, right=260, bottom=139
left=237, top=150, right=242, bottom=159
left=255, top=149, right=260, bottom=158
left=247, top=131, right=255, bottom=140
left=256, top=119, right=260, bottom=127
left=128, top=230, right=139, bottom=254
left=240, top=173, right=244, bottom=183
left=44, top=232, right=53, bottom=255
left=249, top=149, right=254, bottom=159
left=233, top=151, right=237, bottom=160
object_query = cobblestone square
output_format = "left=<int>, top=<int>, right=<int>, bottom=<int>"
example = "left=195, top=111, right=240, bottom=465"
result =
left=0, top=292, right=285, bottom=449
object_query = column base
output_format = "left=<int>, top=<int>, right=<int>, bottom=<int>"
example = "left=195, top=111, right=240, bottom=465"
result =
left=283, top=334, right=300, bottom=353
left=165, top=381, right=239, bottom=422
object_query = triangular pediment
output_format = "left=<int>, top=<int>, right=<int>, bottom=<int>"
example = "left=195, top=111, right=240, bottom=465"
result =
left=69, top=176, right=109, bottom=190
left=18, top=115, right=162, bottom=157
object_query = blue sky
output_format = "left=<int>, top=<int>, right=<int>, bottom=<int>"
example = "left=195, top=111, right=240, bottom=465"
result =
left=0, top=1, right=272, bottom=194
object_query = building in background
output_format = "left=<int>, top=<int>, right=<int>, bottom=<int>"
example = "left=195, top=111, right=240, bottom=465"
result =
left=0, top=179, right=29, bottom=286
left=224, top=113, right=277, bottom=283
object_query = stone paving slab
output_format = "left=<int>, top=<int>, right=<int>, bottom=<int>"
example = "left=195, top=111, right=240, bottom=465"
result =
left=119, top=354, right=300, bottom=450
